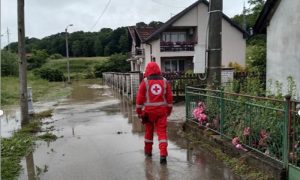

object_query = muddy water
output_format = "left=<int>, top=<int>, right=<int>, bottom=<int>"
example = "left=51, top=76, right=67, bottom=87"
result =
left=19, top=79, right=240, bottom=180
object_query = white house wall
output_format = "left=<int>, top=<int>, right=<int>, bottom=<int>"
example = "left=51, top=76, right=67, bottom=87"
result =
left=222, top=19, right=246, bottom=67
left=172, top=3, right=246, bottom=67
left=267, top=0, right=300, bottom=99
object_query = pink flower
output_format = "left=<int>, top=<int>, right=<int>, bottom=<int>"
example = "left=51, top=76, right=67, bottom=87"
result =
left=197, top=102, right=206, bottom=110
left=235, top=144, right=248, bottom=152
left=260, top=129, right=268, bottom=139
left=205, top=123, right=210, bottom=129
left=243, top=127, right=251, bottom=136
left=198, top=113, right=207, bottom=122
left=232, top=137, right=240, bottom=146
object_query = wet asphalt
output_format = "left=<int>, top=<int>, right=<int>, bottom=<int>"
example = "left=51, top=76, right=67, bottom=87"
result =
left=17, top=80, right=240, bottom=180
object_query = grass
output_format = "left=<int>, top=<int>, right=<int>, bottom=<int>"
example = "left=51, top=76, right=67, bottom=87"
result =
left=43, top=56, right=108, bottom=73
left=1, top=57, right=107, bottom=106
left=184, top=131, right=272, bottom=180
left=1, top=110, right=55, bottom=180
left=1, top=72, right=71, bottom=106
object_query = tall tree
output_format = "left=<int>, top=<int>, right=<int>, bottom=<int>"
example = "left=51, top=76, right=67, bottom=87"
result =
left=232, top=0, right=266, bottom=31
left=72, top=40, right=81, bottom=57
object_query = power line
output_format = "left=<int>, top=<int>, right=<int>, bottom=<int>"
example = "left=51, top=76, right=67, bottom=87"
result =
left=89, top=0, right=112, bottom=31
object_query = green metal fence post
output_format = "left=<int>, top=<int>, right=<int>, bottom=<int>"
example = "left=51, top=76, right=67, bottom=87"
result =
left=283, top=95, right=291, bottom=170
left=220, top=88, right=224, bottom=135
left=185, top=85, right=189, bottom=119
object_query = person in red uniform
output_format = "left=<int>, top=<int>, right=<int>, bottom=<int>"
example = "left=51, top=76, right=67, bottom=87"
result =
left=136, top=62, right=173, bottom=164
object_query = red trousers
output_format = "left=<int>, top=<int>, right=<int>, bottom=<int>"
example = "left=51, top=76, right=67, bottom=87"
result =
left=144, top=112, right=168, bottom=156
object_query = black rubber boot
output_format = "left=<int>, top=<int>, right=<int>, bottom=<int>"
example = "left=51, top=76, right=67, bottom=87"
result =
left=160, top=156, right=167, bottom=164
left=145, top=152, right=152, bottom=158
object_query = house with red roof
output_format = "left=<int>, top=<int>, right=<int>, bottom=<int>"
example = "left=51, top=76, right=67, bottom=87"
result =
left=128, top=0, right=247, bottom=74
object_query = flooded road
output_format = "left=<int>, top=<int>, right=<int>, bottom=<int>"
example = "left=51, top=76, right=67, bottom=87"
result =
left=19, top=80, right=240, bottom=180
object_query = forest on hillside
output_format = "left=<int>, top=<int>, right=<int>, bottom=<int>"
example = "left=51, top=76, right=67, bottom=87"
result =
left=5, top=21, right=163, bottom=57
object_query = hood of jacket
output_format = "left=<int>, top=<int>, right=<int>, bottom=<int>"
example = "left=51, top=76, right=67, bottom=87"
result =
left=144, top=62, right=161, bottom=77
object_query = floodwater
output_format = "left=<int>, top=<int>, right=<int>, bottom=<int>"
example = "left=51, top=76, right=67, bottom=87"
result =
left=17, top=79, right=240, bottom=180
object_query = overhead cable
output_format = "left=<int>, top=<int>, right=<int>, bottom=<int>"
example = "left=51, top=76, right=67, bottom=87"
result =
left=89, top=0, right=112, bottom=31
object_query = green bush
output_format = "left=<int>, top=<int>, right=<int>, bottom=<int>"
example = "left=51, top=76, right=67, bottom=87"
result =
left=49, top=53, right=63, bottom=60
left=246, top=44, right=266, bottom=73
left=1, top=51, right=18, bottom=76
left=94, top=53, right=130, bottom=77
left=34, top=67, right=64, bottom=82
left=27, top=49, right=49, bottom=70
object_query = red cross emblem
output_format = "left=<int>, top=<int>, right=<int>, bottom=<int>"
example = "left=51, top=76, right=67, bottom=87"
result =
left=150, top=84, right=162, bottom=95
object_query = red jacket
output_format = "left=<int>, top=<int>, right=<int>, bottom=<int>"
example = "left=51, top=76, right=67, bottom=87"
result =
left=136, top=62, right=173, bottom=115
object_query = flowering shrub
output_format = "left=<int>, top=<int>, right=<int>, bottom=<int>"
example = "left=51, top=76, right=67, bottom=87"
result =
left=193, top=102, right=207, bottom=125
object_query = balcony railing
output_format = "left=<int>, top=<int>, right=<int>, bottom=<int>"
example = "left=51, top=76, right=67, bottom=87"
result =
left=135, top=48, right=144, bottom=56
left=128, top=48, right=145, bottom=59
left=160, top=41, right=197, bottom=52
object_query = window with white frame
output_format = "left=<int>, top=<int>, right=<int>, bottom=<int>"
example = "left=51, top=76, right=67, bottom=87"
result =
left=162, top=32, right=186, bottom=42
left=164, top=59, right=185, bottom=72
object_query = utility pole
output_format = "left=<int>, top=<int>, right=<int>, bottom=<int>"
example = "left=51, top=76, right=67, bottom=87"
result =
left=18, top=0, right=29, bottom=125
left=65, top=24, right=73, bottom=84
left=7, top=27, right=10, bottom=51
left=0, top=0, right=2, bottom=116
left=207, top=0, right=223, bottom=88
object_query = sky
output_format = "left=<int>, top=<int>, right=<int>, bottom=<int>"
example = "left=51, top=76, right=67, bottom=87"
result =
left=0, top=0, right=249, bottom=47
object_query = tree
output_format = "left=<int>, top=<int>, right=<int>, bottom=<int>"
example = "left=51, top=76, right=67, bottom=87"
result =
left=4, top=26, right=132, bottom=57
left=27, top=49, right=49, bottom=70
left=118, top=34, right=129, bottom=53
left=148, top=21, right=163, bottom=28
left=231, top=0, right=267, bottom=73
left=1, top=51, right=19, bottom=76
left=94, top=53, right=130, bottom=77
left=72, top=40, right=82, bottom=57
left=232, top=0, right=266, bottom=32
left=246, top=42, right=266, bottom=73
left=94, top=38, right=103, bottom=56
left=136, top=22, right=147, bottom=28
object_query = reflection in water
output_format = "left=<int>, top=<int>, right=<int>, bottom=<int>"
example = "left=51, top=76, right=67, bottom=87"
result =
left=0, top=109, right=21, bottom=138
left=144, top=158, right=169, bottom=180
left=25, top=152, right=36, bottom=180
left=72, top=126, right=75, bottom=137
left=67, top=80, right=112, bottom=103
left=117, top=93, right=240, bottom=180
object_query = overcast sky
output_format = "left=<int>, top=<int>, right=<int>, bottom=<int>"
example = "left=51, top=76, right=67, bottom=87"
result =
left=1, top=0, right=249, bottom=47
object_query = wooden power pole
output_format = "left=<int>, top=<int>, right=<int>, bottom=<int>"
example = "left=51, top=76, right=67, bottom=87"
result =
left=18, top=0, right=29, bottom=125
left=207, top=0, right=223, bottom=88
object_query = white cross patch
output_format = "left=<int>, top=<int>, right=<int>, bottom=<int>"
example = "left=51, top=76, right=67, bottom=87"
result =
left=150, top=84, right=162, bottom=95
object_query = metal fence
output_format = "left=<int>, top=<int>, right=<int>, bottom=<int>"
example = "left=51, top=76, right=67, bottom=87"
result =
left=162, top=72, right=206, bottom=95
left=185, top=86, right=300, bottom=170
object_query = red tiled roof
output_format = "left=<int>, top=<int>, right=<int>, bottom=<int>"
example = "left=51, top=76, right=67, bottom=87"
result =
left=135, top=27, right=158, bottom=42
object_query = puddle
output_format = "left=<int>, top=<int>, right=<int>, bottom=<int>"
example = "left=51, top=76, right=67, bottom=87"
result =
left=0, top=108, right=21, bottom=138
left=18, top=80, right=240, bottom=180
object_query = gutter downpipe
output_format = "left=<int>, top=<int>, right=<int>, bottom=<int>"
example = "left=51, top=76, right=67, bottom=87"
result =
left=146, top=42, right=153, bottom=62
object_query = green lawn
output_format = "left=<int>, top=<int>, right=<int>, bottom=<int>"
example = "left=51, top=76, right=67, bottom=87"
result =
left=2, top=57, right=107, bottom=106
left=43, top=56, right=108, bottom=73
left=1, top=73, right=71, bottom=106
